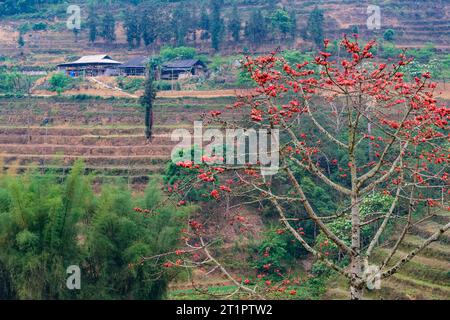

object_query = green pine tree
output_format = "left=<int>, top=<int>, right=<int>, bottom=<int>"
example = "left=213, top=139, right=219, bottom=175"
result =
left=87, top=5, right=98, bottom=43
left=101, top=14, right=116, bottom=44
left=210, top=0, right=224, bottom=51
left=228, top=3, right=241, bottom=42
left=245, top=9, right=267, bottom=45
left=306, top=6, right=324, bottom=48
left=140, top=68, right=156, bottom=141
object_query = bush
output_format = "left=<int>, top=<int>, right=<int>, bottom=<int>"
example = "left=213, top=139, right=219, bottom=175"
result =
left=160, top=46, right=197, bottom=61
left=380, top=43, right=402, bottom=59
left=383, top=29, right=395, bottom=41
left=32, top=22, right=47, bottom=31
left=314, top=193, right=395, bottom=261
left=18, top=23, right=31, bottom=34
left=48, top=73, right=75, bottom=93
left=0, top=72, right=35, bottom=94
left=116, top=77, right=145, bottom=93
left=253, top=227, right=309, bottom=279
left=409, top=44, right=436, bottom=63
left=154, top=80, right=178, bottom=91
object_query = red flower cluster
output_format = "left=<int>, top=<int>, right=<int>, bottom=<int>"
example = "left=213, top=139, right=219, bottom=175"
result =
left=210, top=189, right=220, bottom=200
left=189, top=220, right=203, bottom=232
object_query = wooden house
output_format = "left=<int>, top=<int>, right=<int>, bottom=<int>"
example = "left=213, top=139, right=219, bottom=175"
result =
left=57, top=55, right=122, bottom=77
left=118, top=56, right=148, bottom=76
left=160, top=59, right=207, bottom=80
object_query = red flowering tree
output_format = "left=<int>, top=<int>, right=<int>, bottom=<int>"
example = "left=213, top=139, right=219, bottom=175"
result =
left=168, top=36, right=449, bottom=300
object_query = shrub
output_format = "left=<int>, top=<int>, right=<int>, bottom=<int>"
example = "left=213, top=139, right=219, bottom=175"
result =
left=160, top=46, right=197, bottom=61
left=48, top=73, right=74, bottom=94
left=154, top=80, right=178, bottom=91
left=0, top=72, right=35, bottom=94
left=32, top=22, right=47, bottom=31
left=383, top=29, right=395, bottom=41
left=116, top=77, right=145, bottom=93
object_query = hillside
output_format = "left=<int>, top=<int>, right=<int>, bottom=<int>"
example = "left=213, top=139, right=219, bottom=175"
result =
left=0, top=0, right=449, bottom=303
left=0, top=95, right=238, bottom=187
left=326, top=210, right=450, bottom=300
left=0, top=0, right=449, bottom=63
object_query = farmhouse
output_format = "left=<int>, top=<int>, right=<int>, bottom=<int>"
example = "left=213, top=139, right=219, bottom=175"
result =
left=57, top=54, right=122, bottom=77
left=161, top=59, right=207, bottom=80
left=56, top=55, right=208, bottom=80
left=118, top=56, right=148, bottom=76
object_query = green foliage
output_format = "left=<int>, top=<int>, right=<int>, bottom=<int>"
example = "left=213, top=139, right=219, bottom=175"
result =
left=271, top=8, right=295, bottom=38
left=0, top=71, right=35, bottom=95
left=101, top=14, right=116, bottom=43
left=87, top=4, right=98, bottom=43
left=140, top=8, right=157, bottom=46
left=228, top=4, right=241, bottom=42
left=123, top=8, right=141, bottom=48
left=0, top=188, right=11, bottom=212
left=440, top=54, right=450, bottom=79
left=154, top=80, right=178, bottom=91
left=383, top=29, right=395, bottom=42
left=0, top=163, right=190, bottom=299
left=82, top=180, right=190, bottom=299
left=164, top=147, right=210, bottom=202
left=299, top=176, right=336, bottom=214
left=311, top=260, right=336, bottom=277
left=409, top=44, right=436, bottom=63
left=381, top=43, right=436, bottom=64
left=160, top=46, right=197, bottom=61
left=236, top=67, right=255, bottom=87
left=172, top=4, right=193, bottom=46
left=48, top=73, right=75, bottom=94
left=117, top=77, right=145, bottom=93
left=306, top=6, right=324, bottom=48
left=314, top=193, right=395, bottom=260
left=0, top=0, right=64, bottom=16
left=18, top=34, right=25, bottom=48
left=282, top=50, right=314, bottom=66
left=200, top=5, right=210, bottom=30
left=254, top=227, right=308, bottom=279
left=0, top=162, right=87, bottom=299
left=380, top=42, right=402, bottom=59
left=32, top=22, right=47, bottom=31
left=245, top=9, right=267, bottom=44
left=140, top=73, right=156, bottom=140
left=210, top=0, right=225, bottom=51
left=18, top=23, right=31, bottom=34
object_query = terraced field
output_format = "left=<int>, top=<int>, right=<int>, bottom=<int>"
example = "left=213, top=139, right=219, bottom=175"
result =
left=0, top=0, right=448, bottom=60
left=0, top=95, right=448, bottom=300
left=0, top=96, right=237, bottom=187
left=325, top=210, right=450, bottom=300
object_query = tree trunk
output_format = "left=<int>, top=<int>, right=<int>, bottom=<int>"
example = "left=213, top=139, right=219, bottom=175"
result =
left=350, top=194, right=363, bottom=300
left=350, top=281, right=363, bottom=300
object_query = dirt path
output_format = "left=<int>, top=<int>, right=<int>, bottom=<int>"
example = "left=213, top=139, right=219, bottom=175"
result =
left=157, top=89, right=254, bottom=98
left=15, top=80, right=450, bottom=100
left=25, top=88, right=253, bottom=99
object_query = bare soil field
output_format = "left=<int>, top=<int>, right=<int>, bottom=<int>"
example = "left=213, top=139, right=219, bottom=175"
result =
left=437, top=82, right=450, bottom=100
left=157, top=89, right=254, bottom=98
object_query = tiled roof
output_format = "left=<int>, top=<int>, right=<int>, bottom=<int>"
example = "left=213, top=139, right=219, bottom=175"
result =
left=162, top=59, right=203, bottom=69
left=58, top=55, right=122, bottom=66
left=119, top=56, right=148, bottom=68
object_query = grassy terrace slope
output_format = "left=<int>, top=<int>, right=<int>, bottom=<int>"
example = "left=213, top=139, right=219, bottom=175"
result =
left=325, top=210, right=450, bottom=300
left=0, top=96, right=237, bottom=186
